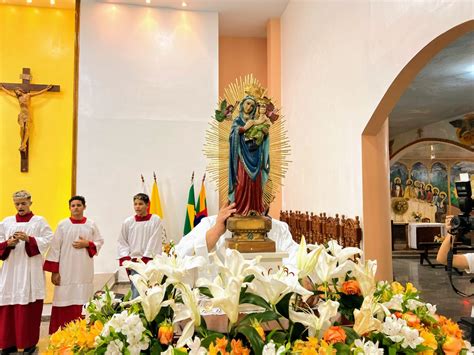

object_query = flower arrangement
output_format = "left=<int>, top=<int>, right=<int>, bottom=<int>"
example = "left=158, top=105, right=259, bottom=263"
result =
left=47, top=238, right=470, bottom=354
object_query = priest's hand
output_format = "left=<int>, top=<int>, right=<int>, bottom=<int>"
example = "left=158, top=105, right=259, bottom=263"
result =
left=13, top=231, right=29, bottom=242
left=206, top=202, right=236, bottom=251
left=72, top=236, right=90, bottom=249
left=51, top=272, right=61, bottom=286
left=7, top=236, right=19, bottom=247
left=215, top=202, right=237, bottom=234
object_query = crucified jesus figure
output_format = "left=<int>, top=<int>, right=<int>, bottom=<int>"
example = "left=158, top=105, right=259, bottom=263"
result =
left=1, top=85, right=52, bottom=152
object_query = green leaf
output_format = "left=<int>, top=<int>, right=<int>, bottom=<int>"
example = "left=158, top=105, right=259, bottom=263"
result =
left=266, top=330, right=287, bottom=344
left=239, top=292, right=271, bottom=311
left=388, top=346, right=397, bottom=355
left=149, top=339, right=163, bottom=354
left=238, top=325, right=264, bottom=355
left=333, top=342, right=351, bottom=353
left=174, top=348, right=188, bottom=355
left=237, top=310, right=280, bottom=328
left=341, top=326, right=359, bottom=345
left=243, top=274, right=255, bottom=283
left=200, top=331, right=226, bottom=348
left=199, top=287, right=213, bottom=298
left=275, top=293, right=292, bottom=319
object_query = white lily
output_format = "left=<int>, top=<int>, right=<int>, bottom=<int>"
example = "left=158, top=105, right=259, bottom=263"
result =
left=172, top=283, right=203, bottom=347
left=187, top=337, right=207, bottom=355
left=353, top=259, right=377, bottom=297
left=289, top=299, right=339, bottom=337
left=197, top=275, right=242, bottom=325
left=382, top=294, right=404, bottom=312
left=353, top=295, right=382, bottom=336
left=248, top=268, right=313, bottom=305
left=296, top=236, right=324, bottom=279
left=125, top=254, right=206, bottom=286
left=326, top=239, right=362, bottom=264
left=127, top=274, right=170, bottom=322
left=211, top=249, right=264, bottom=282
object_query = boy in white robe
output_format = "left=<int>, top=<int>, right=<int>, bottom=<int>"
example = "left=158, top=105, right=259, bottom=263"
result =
left=175, top=202, right=299, bottom=279
left=117, top=193, right=163, bottom=298
left=44, top=195, right=104, bottom=334
left=0, top=190, right=53, bottom=354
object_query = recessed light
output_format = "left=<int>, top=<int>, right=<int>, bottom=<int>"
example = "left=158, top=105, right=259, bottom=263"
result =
left=50, top=0, right=55, bottom=4
left=146, top=0, right=151, bottom=3
left=26, top=0, right=32, bottom=3
left=181, top=1, right=187, bottom=7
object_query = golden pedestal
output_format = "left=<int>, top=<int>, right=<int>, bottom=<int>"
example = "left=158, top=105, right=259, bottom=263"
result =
left=225, top=216, right=275, bottom=253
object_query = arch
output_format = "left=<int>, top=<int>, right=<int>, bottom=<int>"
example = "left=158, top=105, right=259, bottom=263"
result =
left=361, top=20, right=474, bottom=281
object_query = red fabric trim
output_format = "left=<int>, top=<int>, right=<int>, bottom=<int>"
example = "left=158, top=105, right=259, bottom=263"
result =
left=43, top=260, right=60, bottom=273
left=15, top=212, right=34, bottom=223
left=134, top=214, right=152, bottom=222
left=0, top=300, right=43, bottom=349
left=49, top=305, right=83, bottom=335
left=87, top=241, right=97, bottom=257
left=69, top=217, right=87, bottom=224
left=24, top=236, right=40, bottom=257
left=119, top=256, right=131, bottom=266
left=141, top=257, right=152, bottom=264
left=0, top=241, right=12, bottom=261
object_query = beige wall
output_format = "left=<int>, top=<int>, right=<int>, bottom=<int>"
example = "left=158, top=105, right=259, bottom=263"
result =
left=219, top=37, right=267, bottom=98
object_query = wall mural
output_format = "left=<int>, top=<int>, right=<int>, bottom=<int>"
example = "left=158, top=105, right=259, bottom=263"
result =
left=389, top=161, right=457, bottom=223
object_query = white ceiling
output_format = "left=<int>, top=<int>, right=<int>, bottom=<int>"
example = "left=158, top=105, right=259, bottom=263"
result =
left=390, top=31, right=474, bottom=137
left=1, top=0, right=288, bottom=36
left=398, top=142, right=473, bottom=161
left=100, top=0, right=289, bottom=37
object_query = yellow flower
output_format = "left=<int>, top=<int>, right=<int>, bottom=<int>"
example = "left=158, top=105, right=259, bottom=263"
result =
left=307, top=337, right=319, bottom=348
left=420, top=330, right=438, bottom=354
left=391, top=281, right=405, bottom=294
left=405, top=282, right=418, bottom=294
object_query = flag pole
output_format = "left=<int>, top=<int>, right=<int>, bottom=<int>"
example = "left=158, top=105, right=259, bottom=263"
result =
left=191, top=171, right=194, bottom=183
left=141, top=174, right=145, bottom=183
left=202, top=172, right=206, bottom=183
left=153, top=171, right=157, bottom=182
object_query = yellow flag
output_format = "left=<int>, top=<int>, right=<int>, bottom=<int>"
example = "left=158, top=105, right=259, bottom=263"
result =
left=150, top=180, right=163, bottom=218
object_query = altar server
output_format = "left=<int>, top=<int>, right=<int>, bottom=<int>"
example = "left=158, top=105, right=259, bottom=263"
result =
left=117, top=193, right=163, bottom=298
left=0, top=190, right=53, bottom=354
left=44, top=195, right=104, bottom=334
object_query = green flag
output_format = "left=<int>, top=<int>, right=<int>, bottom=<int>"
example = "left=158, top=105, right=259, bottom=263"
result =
left=183, top=182, right=196, bottom=236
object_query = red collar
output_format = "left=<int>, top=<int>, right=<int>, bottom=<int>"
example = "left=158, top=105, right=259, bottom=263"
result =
left=70, top=217, right=87, bottom=224
left=16, top=212, right=34, bottom=223
left=135, top=214, right=152, bottom=222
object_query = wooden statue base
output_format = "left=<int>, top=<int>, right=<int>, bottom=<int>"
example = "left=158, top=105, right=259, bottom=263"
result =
left=225, top=215, right=275, bottom=253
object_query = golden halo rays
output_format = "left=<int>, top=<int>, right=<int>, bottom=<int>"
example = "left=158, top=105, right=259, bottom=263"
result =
left=203, top=74, right=291, bottom=207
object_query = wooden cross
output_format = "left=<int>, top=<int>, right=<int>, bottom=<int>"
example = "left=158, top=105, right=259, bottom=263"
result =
left=0, top=68, right=60, bottom=172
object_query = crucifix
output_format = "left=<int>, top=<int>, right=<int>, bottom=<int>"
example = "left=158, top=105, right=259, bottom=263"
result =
left=0, top=68, right=60, bottom=172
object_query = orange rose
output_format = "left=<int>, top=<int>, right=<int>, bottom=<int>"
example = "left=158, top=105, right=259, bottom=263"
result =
left=442, top=336, right=464, bottom=355
left=322, top=326, right=347, bottom=344
left=402, top=312, right=421, bottom=327
left=341, top=280, right=361, bottom=295
left=158, top=322, right=173, bottom=345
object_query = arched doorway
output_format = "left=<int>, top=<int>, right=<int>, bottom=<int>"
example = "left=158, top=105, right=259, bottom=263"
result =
left=361, top=20, right=474, bottom=281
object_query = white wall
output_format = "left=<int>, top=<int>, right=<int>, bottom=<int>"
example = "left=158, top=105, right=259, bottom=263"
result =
left=77, top=2, right=218, bottom=274
left=281, top=0, right=473, bottom=221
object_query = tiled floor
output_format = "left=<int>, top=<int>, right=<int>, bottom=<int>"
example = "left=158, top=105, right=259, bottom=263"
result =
left=393, top=257, right=474, bottom=321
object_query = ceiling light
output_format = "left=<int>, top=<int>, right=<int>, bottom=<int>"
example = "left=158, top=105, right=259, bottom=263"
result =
left=181, top=1, right=187, bottom=7
left=146, top=0, right=151, bottom=3
left=26, top=0, right=32, bottom=3
left=50, top=0, right=55, bottom=4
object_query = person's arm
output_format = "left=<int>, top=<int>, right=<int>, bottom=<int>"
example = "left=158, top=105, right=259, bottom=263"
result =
left=143, top=217, right=164, bottom=262
left=0, top=85, right=16, bottom=97
left=29, top=85, right=52, bottom=97
left=87, top=221, right=104, bottom=258
left=205, top=203, right=236, bottom=251
left=44, top=225, right=63, bottom=285
left=117, top=221, right=131, bottom=266
left=436, top=234, right=469, bottom=270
